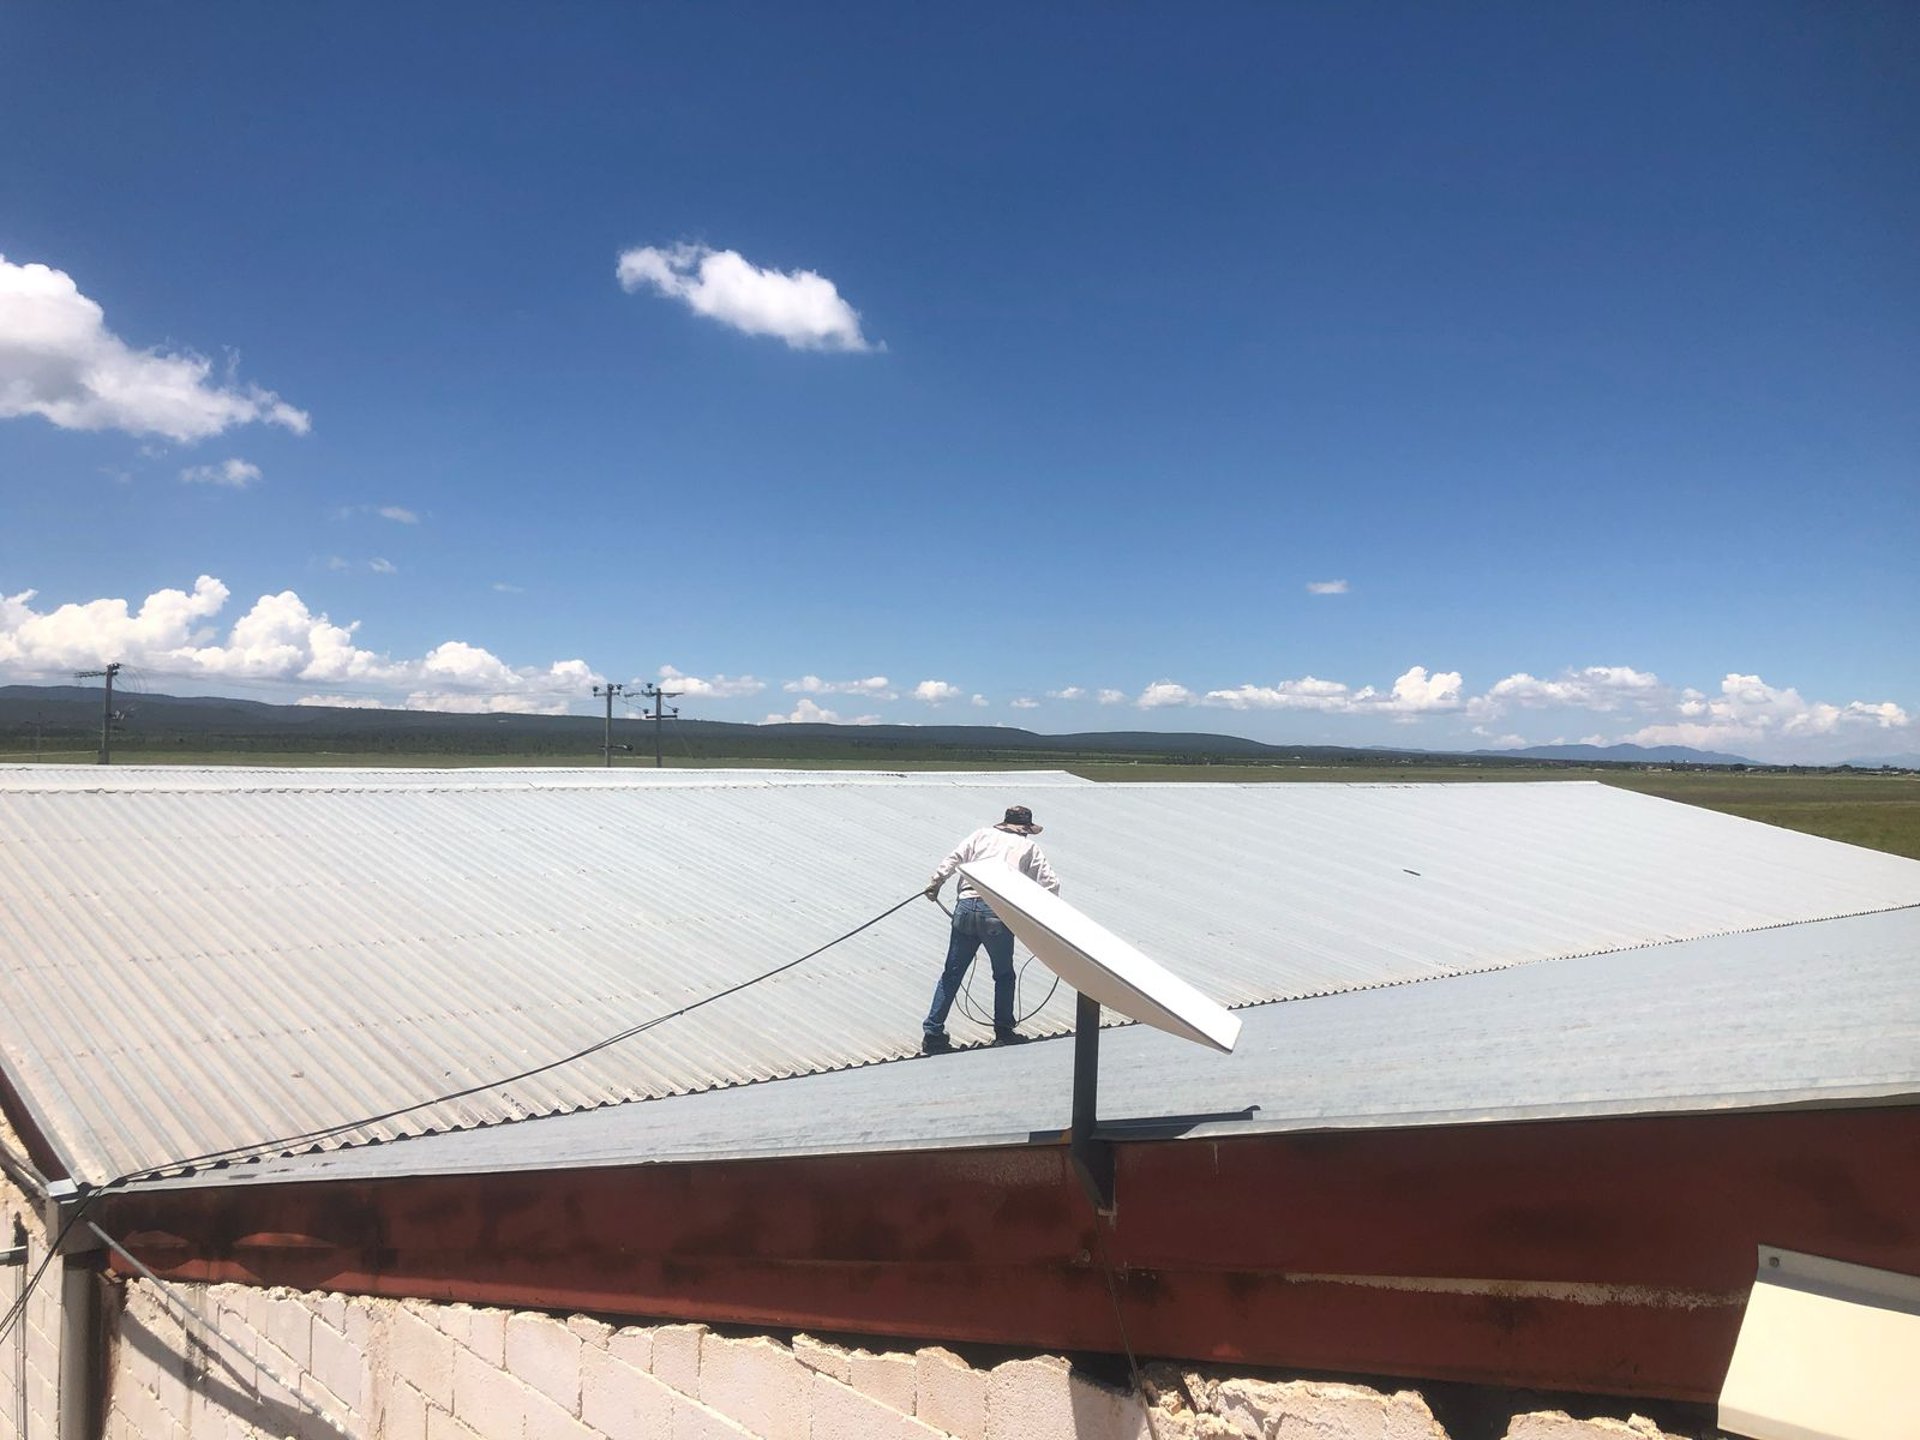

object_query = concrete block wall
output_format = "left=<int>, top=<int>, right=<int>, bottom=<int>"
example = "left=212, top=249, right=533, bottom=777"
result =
left=1, top=1126, right=62, bottom=1440
left=93, top=1278, right=1694, bottom=1440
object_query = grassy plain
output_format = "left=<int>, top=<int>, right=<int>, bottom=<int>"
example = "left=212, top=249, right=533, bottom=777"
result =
left=11, top=748, right=1917, bottom=861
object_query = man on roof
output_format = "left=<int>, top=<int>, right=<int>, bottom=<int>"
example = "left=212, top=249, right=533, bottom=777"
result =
left=920, top=804, right=1060, bottom=1055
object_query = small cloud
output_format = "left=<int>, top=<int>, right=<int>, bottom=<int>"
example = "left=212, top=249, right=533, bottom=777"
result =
left=490, top=582, right=524, bottom=594
left=785, top=674, right=896, bottom=699
left=369, top=558, right=397, bottom=575
left=326, top=556, right=351, bottom=571
left=180, top=458, right=263, bottom=489
left=296, top=694, right=395, bottom=710
left=762, top=696, right=878, bottom=725
left=970, top=693, right=988, bottom=708
left=1137, top=680, right=1193, bottom=709
left=1010, top=697, right=1039, bottom=710
left=378, top=506, right=419, bottom=524
left=1047, top=686, right=1086, bottom=701
left=659, top=664, right=765, bottom=700
left=1306, top=579, right=1349, bottom=595
left=617, top=243, right=879, bottom=352
left=1096, top=688, right=1127, bottom=705
left=914, top=679, right=964, bottom=704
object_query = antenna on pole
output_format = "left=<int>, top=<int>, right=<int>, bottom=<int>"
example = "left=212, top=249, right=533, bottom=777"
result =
left=958, top=863, right=1240, bottom=1218
left=74, top=663, right=121, bottom=765
left=592, top=683, right=629, bottom=767
left=638, top=683, right=682, bottom=769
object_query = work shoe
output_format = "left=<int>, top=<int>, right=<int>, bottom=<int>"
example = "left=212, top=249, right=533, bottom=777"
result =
left=920, top=1032, right=954, bottom=1055
left=991, top=1031, right=1029, bottom=1047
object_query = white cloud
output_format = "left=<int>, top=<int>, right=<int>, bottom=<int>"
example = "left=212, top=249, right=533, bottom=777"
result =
left=1199, top=666, right=1461, bottom=717
left=1137, top=680, right=1194, bottom=709
left=369, top=558, right=397, bottom=575
left=1483, top=666, right=1664, bottom=713
left=1010, top=697, right=1040, bottom=710
left=1204, top=676, right=1355, bottom=711
left=1306, top=579, right=1349, bottom=595
left=914, top=680, right=964, bottom=704
left=762, top=696, right=881, bottom=726
left=180, top=458, right=262, bottom=488
left=616, top=243, right=878, bottom=352
left=490, top=582, right=524, bottom=594
left=0, top=255, right=310, bottom=442
left=784, top=674, right=895, bottom=699
left=378, top=506, right=418, bottom=524
left=0, top=576, right=598, bottom=715
left=1096, top=688, right=1127, bottom=705
left=659, top=664, right=765, bottom=700
left=295, top=694, right=394, bottom=710
left=1047, top=686, right=1086, bottom=701
left=1387, top=665, right=1463, bottom=712
left=1626, top=673, right=1913, bottom=751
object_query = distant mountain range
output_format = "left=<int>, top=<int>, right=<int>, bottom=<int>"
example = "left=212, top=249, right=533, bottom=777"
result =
left=0, top=684, right=1789, bottom=770
left=1474, top=742, right=1753, bottom=765
left=1847, top=753, right=1920, bottom=770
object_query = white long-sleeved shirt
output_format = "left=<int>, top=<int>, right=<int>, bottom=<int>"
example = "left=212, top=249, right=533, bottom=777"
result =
left=928, top=825, right=1060, bottom=901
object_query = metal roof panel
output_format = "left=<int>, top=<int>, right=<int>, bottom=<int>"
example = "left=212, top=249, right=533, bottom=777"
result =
left=3, top=769, right=1917, bottom=1181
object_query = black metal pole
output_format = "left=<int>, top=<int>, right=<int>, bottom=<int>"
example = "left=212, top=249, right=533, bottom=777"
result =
left=1070, top=991, right=1115, bottom=1215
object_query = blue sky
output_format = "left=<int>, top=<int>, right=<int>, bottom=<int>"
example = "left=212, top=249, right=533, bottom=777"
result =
left=2, top=3, right=1915, bottom=761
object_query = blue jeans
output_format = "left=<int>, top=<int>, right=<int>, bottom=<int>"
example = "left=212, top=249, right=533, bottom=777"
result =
left=924, top=897, right=1016, bottom=1036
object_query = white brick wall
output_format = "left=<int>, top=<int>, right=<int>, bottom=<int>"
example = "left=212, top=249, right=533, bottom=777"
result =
left=45, top=1264, right=1686, bottom=1440
left=2, top=1125, right=66, bottom=1440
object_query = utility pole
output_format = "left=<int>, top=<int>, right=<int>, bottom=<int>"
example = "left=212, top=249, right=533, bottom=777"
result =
left=592, top=683, right=629, bottom=767
left=74, top=663, right=120, bottom=765
left=639, top=682, right=682, bottom=768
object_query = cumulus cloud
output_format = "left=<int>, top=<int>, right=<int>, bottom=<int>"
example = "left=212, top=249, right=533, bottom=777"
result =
left=0, top=255, right=310, bottom=442
left=1010, top=697, right=1040, bottom=710
left=180, top=458, right=262, bottom=488
left=1191, top=666, right=1462, bottom=716
left=970, top=694, right=989, bottom=707
left=616, top=243, right=878, bottom=352
left=659, top=664, right=765, bottom=700
left=1388, top=665, right=1464, bottom=713
left=378, top=506, right=418, bottom=524
left=1096, top=688, right=1127, bottom=705
left=1625, top=673, right=1912, bottom=750
left=1483, top=666, right=1664, bottom=713
left=914, top=680, right=964, bottom=704
left=1204, top=677, right=1355, bottom=711
left=762, top=697, right=881, bottom=725
left=369, top=558, right=397, bottom=575
left=490, top=582, right=525, bottom=594
left=1306, top=579, right=1349, bottom=595
left=1137, top=680, right=1194, bottom=709
left=784, top=674, right=895, bottom=699
left=1047, top=686, right=1086, bottom=701
left=0, top=576, right=597, bottom=715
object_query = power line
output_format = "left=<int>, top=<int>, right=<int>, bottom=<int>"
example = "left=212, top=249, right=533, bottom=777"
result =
left=0, top=888, right=928, bottom=1348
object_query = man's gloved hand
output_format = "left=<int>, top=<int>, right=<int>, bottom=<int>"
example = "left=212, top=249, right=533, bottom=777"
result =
left=923, top=882, right=942, bottom=900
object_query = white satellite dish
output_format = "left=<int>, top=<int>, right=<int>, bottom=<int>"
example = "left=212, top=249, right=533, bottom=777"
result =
left=958, top=863, right=1241, bottom=1052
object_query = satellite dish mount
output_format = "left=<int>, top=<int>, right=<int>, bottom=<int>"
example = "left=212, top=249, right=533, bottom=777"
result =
left=958, top=863, right=1242, bottom=1222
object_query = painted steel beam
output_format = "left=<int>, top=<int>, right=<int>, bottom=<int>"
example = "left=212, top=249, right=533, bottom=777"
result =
left=94, top=1105, right=1920, bottom=1403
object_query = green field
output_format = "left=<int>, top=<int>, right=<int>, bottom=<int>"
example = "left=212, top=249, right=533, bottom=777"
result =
left=9, top=748, right=1917, bottom=862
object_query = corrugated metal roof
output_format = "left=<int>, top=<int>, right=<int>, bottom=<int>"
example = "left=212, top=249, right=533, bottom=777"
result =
left=3, top=768, right=1918, bottom=1183
left=0, top=765, right=1095, bottom=792
left=150, top=904, right=1920, bottom=1188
